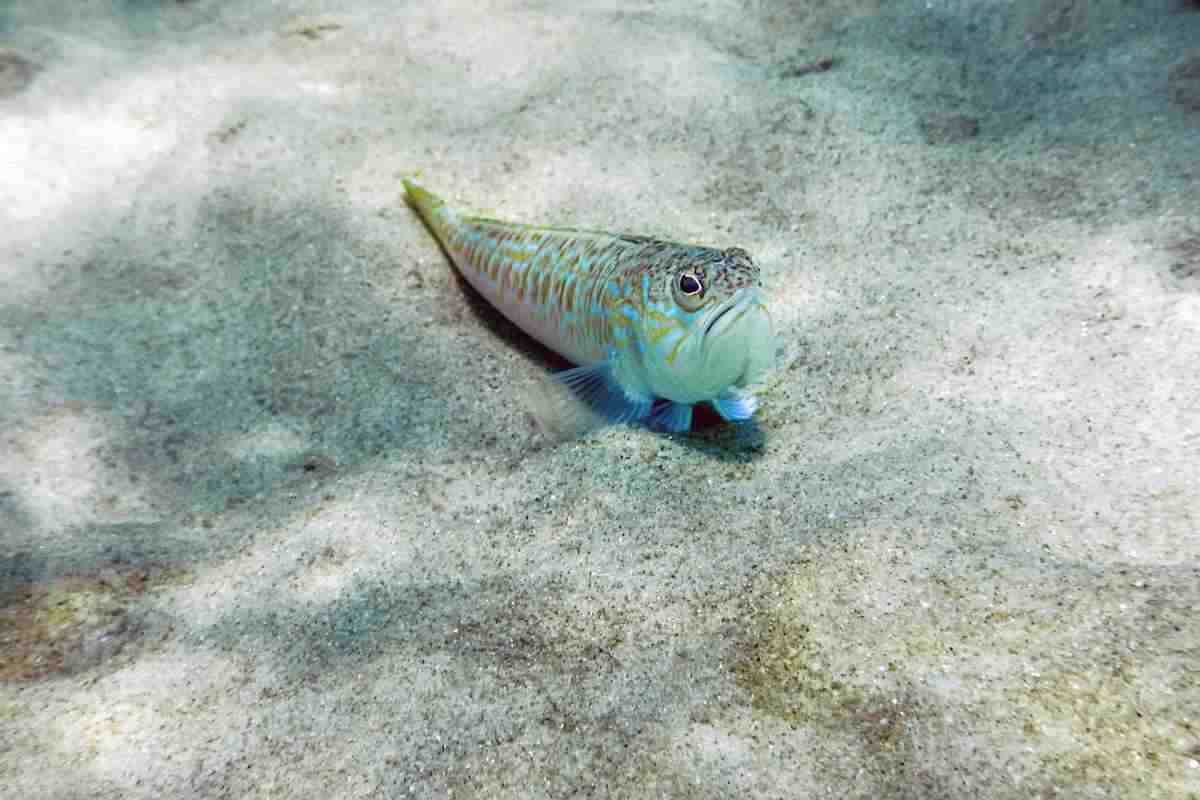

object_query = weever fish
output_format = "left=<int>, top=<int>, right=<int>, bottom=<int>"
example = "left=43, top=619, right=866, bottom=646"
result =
left=403, top=180, right=774, bottom=433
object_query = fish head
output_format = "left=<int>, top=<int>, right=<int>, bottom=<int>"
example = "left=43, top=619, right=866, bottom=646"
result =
left=633, top=246, right=775, bottom=405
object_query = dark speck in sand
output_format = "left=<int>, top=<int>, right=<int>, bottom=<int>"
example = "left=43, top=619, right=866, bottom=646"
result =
left=919, top=113, right=982, bottom=145
left=1166, top=234, right=1200, bottom=289
left=779, top=55, right=837, bottom=79
left=1168, top=56, right=1200, bottom=111
left=0, top=49, right=39, bottom=97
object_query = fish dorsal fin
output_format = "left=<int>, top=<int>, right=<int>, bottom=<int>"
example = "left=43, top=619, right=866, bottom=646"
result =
left=463, top=216, right=660, bottom=247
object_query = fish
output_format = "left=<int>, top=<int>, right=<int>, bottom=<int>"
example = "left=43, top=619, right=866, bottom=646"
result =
left=403, top=180, right=774, bottom=433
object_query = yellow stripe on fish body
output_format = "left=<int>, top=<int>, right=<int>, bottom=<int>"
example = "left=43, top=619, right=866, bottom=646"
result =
left=403, top=180, right=774, bottom=433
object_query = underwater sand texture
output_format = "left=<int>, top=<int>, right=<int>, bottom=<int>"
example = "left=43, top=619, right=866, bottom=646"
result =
left=2, top=1, right=1198, bottom=798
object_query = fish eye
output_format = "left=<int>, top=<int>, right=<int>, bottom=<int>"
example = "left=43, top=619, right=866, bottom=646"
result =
left=678, top=273, right=704, bottom=296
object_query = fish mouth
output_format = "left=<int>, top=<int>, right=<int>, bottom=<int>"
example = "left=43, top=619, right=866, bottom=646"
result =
left=704, top=302, right=739, bottom=335
left=703, top=291, right=761, bottom=338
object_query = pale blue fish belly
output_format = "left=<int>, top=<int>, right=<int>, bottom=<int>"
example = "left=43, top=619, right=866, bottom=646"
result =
left=403, top=180, right=774, bottom=432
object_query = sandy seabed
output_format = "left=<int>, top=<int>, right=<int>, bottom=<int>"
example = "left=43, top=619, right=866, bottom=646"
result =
left=2, top=1, right=1199, bottom=798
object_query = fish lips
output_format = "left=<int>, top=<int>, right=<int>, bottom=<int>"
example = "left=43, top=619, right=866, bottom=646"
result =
left=702, top=290, right=764, bottom=340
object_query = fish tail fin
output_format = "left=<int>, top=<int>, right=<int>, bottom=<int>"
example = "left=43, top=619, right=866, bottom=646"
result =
left=403, top=179, right=459, bottom=246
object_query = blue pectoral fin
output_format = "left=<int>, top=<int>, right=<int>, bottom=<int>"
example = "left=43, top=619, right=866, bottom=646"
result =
left=648, top=401, right=694, bottom=433
left=554, top=362, right=654, bottom=426
left=712, top=390, right=758, bottom=423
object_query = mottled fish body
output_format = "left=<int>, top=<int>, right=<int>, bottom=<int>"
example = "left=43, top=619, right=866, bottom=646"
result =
left=403, top=180, right=773, bottom=432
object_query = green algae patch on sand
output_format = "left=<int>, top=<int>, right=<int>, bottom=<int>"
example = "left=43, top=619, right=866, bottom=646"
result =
left=0, top=564, right=183, bottom=682
left=727, top=538, right=1200, bottom=799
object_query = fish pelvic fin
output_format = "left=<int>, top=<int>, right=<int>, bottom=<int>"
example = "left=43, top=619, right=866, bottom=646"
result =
left=555, top=361, right=654, bottom=426
left=648, top=401, right=694, bottom=433
left=712, top=390, right=758, bottom=422
left=524, top=361, right=654, bottom=441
